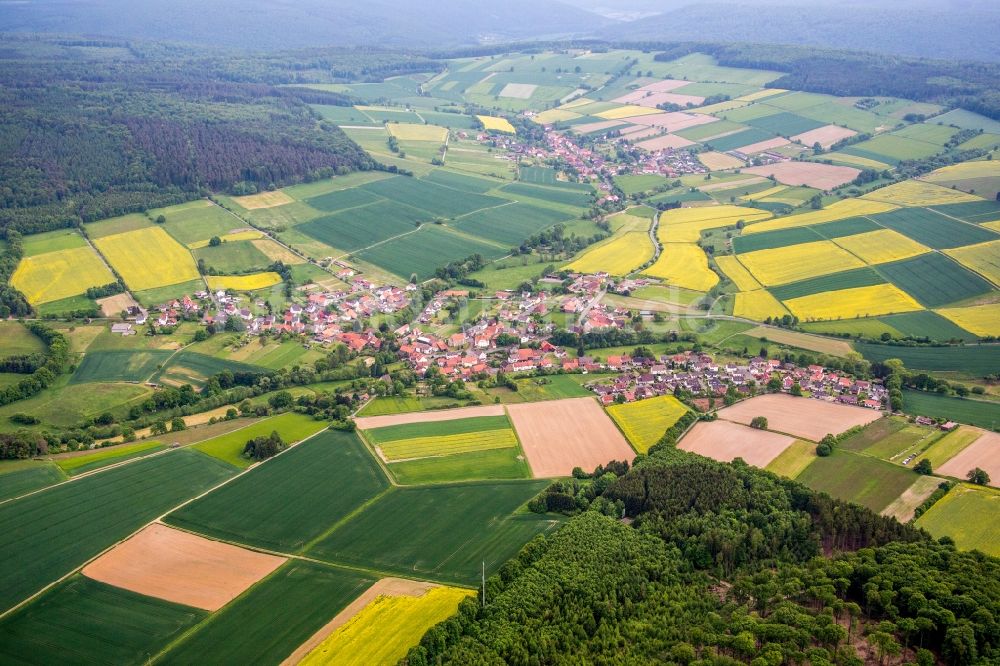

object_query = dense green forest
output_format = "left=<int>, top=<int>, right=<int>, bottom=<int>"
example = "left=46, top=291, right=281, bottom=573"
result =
left=405, top=448, right=999, bottom=665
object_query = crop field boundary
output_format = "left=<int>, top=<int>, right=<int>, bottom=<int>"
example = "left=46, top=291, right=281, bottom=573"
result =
left=0, top=425, right=331, bottom=622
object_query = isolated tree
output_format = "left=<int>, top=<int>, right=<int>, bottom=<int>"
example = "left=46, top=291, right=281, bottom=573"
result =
left=750, top=416, right=768, bottom=430
left=968, top=467, right=991, bottom=485
left=915, top=458, right=933, bottom=475
left=155, top=214, right=166, bottom=224
left=209, top=236, right=222, bottom=247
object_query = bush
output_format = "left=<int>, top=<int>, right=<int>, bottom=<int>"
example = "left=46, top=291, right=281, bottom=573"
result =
left=243, top=430, right=285, bottom=460
left=750, top=416, right=768, bottom=430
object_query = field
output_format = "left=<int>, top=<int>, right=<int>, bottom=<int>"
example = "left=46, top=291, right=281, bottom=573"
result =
left=792, top=125, right=856, bottom=149
left=150, top=351, right=266, bottom=388
left=658, top=205, right=771, bottom=243
left=357, top=225, right=506, bottom=281
left=21, top=229, right=87, bottom=256
left=717, top=394, right=882, bottom=441
left=764, top=440, right=817, bottom=479
left=82, top=523, right=285, bottom=611
left=915, top=484, right=1000, bottom=556
left=451, top=202, right=570, bottom=246
left=644, top=244, right=718, bottom=291
left=881, top=310, right=978, bottom=341
left=355, top=404, right=505, bottom=429
left=387, top=123, right=448, bottom=142
left=944, top=239, right=1000, bottom=285
left=716, top=255, right=762, bottom=290
left=881, top=475, right=944, bottom=523
left=0, top=462, right=65, bottom=502
left=231, top=190, right=295, bottom=209
left=862, top=180, right=984, bottom=207
left=872, top=208, right=998, bottom=250
left=606, top=395, right=689, bottom=453
left=734, top=290, right=789, bottom=320
left=681, top=419, right=796, bottom=467
left=737, top=240, right=865, bottom=286
left=158, top=562, right=375, bottom=665
left=565, top=231, right=653, bottom=275
left=11, top=245, right=115, bottom=304
left=205, top=272, right=283, bottom=291
left=477, top=115, right=515, bottom=133
left=743, top=199, right=897, bottom=235
left=0, top=381, right=153, bottom=429
left=305, top=480, right=557, bottom=584
left=0, top=575, right=206, bottom=665
left=743, top=162, right=859, bottom=190
left=192, top=412, right=328, bottom=468
left=54, top=441, right=165, bottom=476
left=937, top=304, right=1000, bottom=338
left=744, top=326, right=853, bottom=357
left=506, top=397, right=635, bottom=477
left=783, top=283, right=923, bottom=321
left=298, top=585, right=472, bottom=666
left=501, top=181, right=593, bottom=207
left=903, top=390, right=1000, bottom=430
left=365, top=415, right=517, bottom=460
left=937, top=430, right=1000, bottom=485
left=796, top=448, right=918, bottom=512
left=878, top=252, right=994, bottom=308
left=166, top=430, right=388, bottom=552
left=388, top=447, right=530, bottom=485
left=93, top=227, right=200, bottom=291
left=0, top=449, right=235, bottom=613
left=917, top=426, right=982, bottom=471
left=832, top=229, right=929, bottom=264
left=858, top=344, right=1000, bottom=376
left=0, top=322, right=44, bottom=356
left=70, top=349, right=174, bottom=384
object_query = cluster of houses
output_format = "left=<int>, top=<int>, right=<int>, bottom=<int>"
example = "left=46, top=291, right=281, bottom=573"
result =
left=619, top=144, right=707, bottom=179
left=584, top=350, right=888, bottom=409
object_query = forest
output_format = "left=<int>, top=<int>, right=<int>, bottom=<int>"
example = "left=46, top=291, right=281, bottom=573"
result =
left=405, top=447, right=999, bottom=665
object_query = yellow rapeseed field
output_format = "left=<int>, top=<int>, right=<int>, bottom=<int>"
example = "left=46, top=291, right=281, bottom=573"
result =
left=921, top=160, right=1000, bottom=181
left=300, top=587, right=473, bottom=666
left=532, top=108, right=582, bottom=124
left=983, top=220, right=1000, bottom=233
left=565, top=232, right=654, bottom=276
left=784, top=284, right=923, bottom=321
left=11, top=246, right=115, bottom=304
left=944, top=240, right=1000, bottom=285
left=715, top=255, right=761, bottom=291
left=231, top=190, right=294, bottom=210
left=861, top=180, right=982, bottom=206
left=936, top=304, right=1000, bottom=338
left=387, top=123, right=448, bottom=142
left=188, top=230, right=264, bottom=249
left=206, top=272, right=282, bottom=291
left=378, top=429, right=518, bottom=461
left=476, top=115, right=516, bottom=133
left=643, top=244, right=718, bottom=291
left=833, top=229, right=930, bottom=265
left=595, top=104, right=663, bottom=120
left=251, top=239, right=305, bottom=264
left=822, top=152, right=892, bottom=170
left=742, top=198, right=898, bottom=235
left=737, top=240, right=865, bottom=286
left=742, top=185, right=788, bottom=201
left=607, top=395, right=689, bottom=453
left=657, top=205, right=772, bottom=243
left=737, top=88, right=788, bottom=102
left=734, top=290, right=790, bottom=321
left=93, top=227, right=200, bottom=292
left=558, top=97, right=594, bottom=110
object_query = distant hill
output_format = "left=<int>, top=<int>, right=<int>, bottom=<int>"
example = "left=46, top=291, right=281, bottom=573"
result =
left=0, top=0, right=611, bottom=50
left=595, top=0, right=1000, bottom=62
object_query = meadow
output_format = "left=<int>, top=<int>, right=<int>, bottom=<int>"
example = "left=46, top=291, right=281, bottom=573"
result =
left=154, top=200, right=244, bottom=246
left=606, top=395, right=689, bottom=453
left=0, top=380, right=153, bottom=429
left=150, top=352, right=266, bottom=388
left=0, top=449, right=235, bottom=613
left=916, top=427, right=982, bottom=470
left=306, top=480, right=557, bottom=584
left=158, top=562, right=375, bottom=665
left=764, top=440, right=817, bottom=479
left=192, top=412, right=328, bottom=468
left=70, top=349, right=175, bottom=384
left=0, top=322, right=45, bottom=356
left=795, top=449, right=919, bottom=513
left=0, top=575, right=206, bottom=666
left=388, top=447, right=531, bottom=485
left=54, top=441, right=166, bottom=476
left=916, top=484, right=1000, bottom=556
left=166, top=430, right=389, bottom=553
left=93, top=227, right=201, bottom=292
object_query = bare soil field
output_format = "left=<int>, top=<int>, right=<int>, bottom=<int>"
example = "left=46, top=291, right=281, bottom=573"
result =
left=717, top=394, right=882, bottom=441
left=96, top=292, right=140, bottom=318
left=744, top=326, right=854, bottom=357
left=354, top=404, right=505, bottom=430
left=82, top=523, right=286, bottom=611
left=679, top=420, right=795, bottom=467
left=938, top=430, right=1000, bottom=487
left=573, top=119, right=628, bottom=134
left=640, top=79, right=693, bottom=93
left=506, top=397, right=634, bottom=477
left=637, top=134, right=696, bottom=151
left=699, top=176, right=768, bottom=192
left=233, top=190, right=295, bottom=209
left=626, top=111, right=718, bottom=132
left=735, top=137, right=790, bottom=154
left=281, top=577, right=438, bottom=666
left=621, top=126, right=666, bottom=141
left=699, top=152, right=746, bottom=170
left=623, top=91, right=706, bottom=108
left=882, top=475, right=944, bottom=522
left=792, top=125, right=857, bottom=149
left=499, top=83, right=537, bottom=99
left=744, top=162, right=860, bottom=190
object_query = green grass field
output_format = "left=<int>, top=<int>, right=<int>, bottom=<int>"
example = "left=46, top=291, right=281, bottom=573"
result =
left=509, top=375, right=594, bottom=402
left=0, top=449, right=235, bottom=613
left=880, top=311, right=979, bottom=342
left=0, top=575, right=206, bottom=665
left=70, top=349, right=175, bottom=384
left=450, top=202, right=572, bottom=247
left=388, top=447, right=531, bottom=485
left=355, top=225, right=506, bottom=281
left=153, top=200, right=244, bottom=246
left=133, top=279, right=207, bottom=308
left=192, top=240, right=272, bottom=273
left=307, top=480, right=558, bottom=584
left=0, top=322, right=45, bottom=356
left=914, top=427, right=982, bottom=471
left=837, top=417, right=909, bottom=452
left=916, top=484, right=1000, bottom=556
left=870, top=207, right=998, bottom=250
left=360, top=175, right=506, bottom=218
left=192, top=412, right=328, bottom=468
left=357, top=395, right=480, bottom=416
left=764, top=440, right=817, bottom=479
left=84, top=213, right=154, bottom=239
left=20, top=228, right=87, bottom=257
left=501, top=182, right=593, bottom=208
left=365, top=415, right=511, bottom=445
left=859, top=345, right=1000, bottom=376
left=0, top=380, right=153, bottom=429
left=795, top=448, right=919, bottom=512
left=166, top=430, right=389, bottom=552
left=0, top=461, right=66, bottom=502
left=55, top=441, right=166, bottom=476
left=878, top=252, right=994, bottom=309
left=150, top=352, right=267, bottom=388
left=158, top=562, right=374, bottom=665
